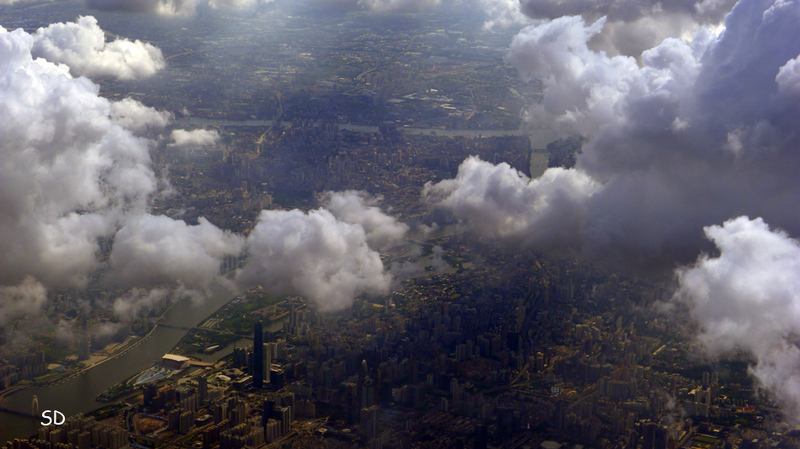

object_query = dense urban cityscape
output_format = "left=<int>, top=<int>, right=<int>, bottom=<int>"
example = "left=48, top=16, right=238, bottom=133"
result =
left=2, top=0, right=800, bottom=448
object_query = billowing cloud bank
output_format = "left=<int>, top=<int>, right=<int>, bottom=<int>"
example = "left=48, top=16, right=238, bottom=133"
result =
left=430, top=0, right=800, bottom=269
left=31, top=16, right=164, bottom=80
left=674, top=217, right=800, bottom=421
left=0, top=21, right=241, bottom=327
left=232, top=191, right=405, bottom=312
left=519, top=0, right=737, bottom=56
left=0, top=23, right=156, bottom=290
left=107, top=191, right=404, bottom=314
left=426, top=0, right=800, bottom=420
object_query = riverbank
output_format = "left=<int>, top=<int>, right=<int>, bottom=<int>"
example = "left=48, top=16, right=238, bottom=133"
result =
left=0, top=284, right=239, bottom=443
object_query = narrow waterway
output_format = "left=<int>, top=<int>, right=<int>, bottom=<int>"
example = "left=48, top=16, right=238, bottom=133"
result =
left=176, top=117, right=557, bottom=147
left=0, top=283, right=274, bottom=442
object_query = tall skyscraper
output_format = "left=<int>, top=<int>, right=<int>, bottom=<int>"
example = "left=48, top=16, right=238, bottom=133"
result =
left=264, top=343, right=271, bottom=384
left=253, top=322, right=264, bottom=389
left=198, top=375, right=208, bottom=404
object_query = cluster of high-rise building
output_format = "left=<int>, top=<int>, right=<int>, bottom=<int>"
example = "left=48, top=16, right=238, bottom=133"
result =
left=5, top=415, right=128, bottom=449
left=0, top=352, right=46, bottom=389
left=3, top=243, right=797, bottom=449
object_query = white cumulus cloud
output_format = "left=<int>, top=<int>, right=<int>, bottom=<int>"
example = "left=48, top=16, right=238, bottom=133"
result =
left=0, top=24, right=158, bottom=288
left=170, top=129, right=221, bottom=147
left=319, top=190, right=409, bottom=249
left=111, top=98, right=173, bottom=132
left=674, top=216, right=800, bottom=422
left=31, top=16, right=165, bottom=80
left=424, top=156, right=599, bottom=251
left=110, top=215, right=245, bottom=289
left=236, top=208, right=393, bottom=312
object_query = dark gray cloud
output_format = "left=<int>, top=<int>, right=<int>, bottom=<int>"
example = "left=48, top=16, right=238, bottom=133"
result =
left=429, top=0, right=800, bottom=270
left=428, top=0, right=800, bottom=418
left=519, top=0, right=736, bottom=23
left=519, top=0, right=736, bottom=56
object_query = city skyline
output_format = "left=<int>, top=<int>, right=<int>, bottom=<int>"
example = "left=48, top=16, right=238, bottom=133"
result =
left=1, top=0, right=800, bottom=447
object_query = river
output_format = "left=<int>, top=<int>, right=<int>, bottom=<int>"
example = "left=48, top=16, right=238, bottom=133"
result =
left=0, top=284, right=280, bottom=442
left=176, top=117, right=558, bottom=147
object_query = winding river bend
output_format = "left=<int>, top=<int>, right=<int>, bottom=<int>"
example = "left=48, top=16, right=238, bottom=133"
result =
left=0, top=284, right=272, bottom=443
